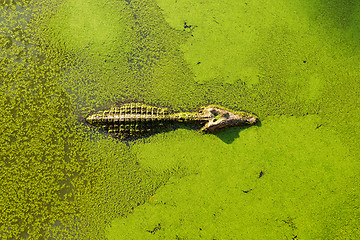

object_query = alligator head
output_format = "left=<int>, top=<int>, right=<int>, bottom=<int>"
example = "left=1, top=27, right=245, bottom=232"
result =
left=199, top=106, right=258, bottom=133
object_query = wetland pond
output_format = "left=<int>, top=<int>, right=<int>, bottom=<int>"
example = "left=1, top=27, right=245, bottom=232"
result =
left=1, top=0, right=359, bottom=239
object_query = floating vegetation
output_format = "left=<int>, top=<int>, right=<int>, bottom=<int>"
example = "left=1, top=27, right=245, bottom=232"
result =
left=1, top=0, right=360, bottom=239
left=0, top=0, right=174, bottom=238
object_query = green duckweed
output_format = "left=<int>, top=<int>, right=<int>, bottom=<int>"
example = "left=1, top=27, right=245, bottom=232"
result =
left=1, top=0, right=359, bottom=239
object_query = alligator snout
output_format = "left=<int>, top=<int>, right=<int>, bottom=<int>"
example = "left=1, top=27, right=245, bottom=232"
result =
left=200, top=106, right=258, bottom=133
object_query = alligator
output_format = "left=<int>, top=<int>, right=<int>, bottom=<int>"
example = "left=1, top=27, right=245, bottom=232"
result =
left=85, top=103, right=258, bottom=139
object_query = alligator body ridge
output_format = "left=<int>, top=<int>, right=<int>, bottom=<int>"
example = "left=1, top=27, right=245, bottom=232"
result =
left=85, top=103, right=258, bottom=139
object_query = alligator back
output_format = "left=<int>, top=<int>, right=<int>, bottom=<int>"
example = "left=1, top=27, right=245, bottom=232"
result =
left=86, top=103, right=174, bottom=139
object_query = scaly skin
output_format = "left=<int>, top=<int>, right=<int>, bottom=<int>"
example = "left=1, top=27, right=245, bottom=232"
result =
left=85, top=103, right=258, bottom=139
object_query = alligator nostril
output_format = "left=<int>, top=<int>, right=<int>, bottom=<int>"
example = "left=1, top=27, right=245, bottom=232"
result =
left=249, top=117, right=258, bottom=124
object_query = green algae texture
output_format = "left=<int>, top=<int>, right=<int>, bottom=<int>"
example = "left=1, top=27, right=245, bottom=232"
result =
left=1, top=0, right=360, bottom=239
left=1, top=0, right=172, bottom=239
left=109, top=116, right=360, bottom=239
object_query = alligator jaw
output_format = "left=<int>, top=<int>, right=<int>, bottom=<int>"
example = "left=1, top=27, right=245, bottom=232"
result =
left=199, top=106, right=258, bottom=133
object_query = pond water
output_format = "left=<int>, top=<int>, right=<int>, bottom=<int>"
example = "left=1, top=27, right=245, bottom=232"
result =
left=1, top=0, right=359, bottom=239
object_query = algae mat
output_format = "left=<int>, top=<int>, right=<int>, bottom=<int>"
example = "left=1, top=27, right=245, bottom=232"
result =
left=1, top=0, right=359, bottom=239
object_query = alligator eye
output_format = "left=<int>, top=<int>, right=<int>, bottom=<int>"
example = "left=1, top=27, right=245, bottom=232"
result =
left=222, top=113, right=230, bottom=118
left=210, top=109, right=218, bottom=115
left=213, top=118, right=217, bottom=122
